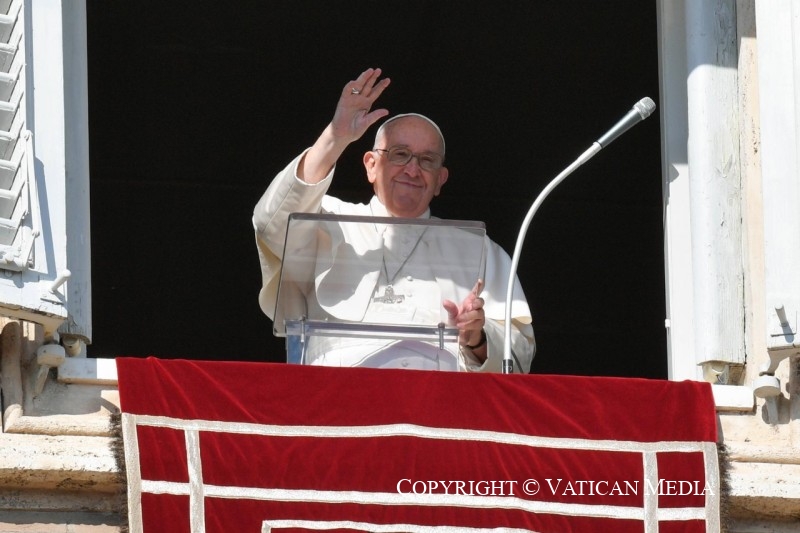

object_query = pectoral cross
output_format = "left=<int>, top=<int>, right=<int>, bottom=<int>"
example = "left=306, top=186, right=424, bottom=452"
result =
left=373, top=284, right=405, bottom=304
left=373, top=227, right=426, bottom=304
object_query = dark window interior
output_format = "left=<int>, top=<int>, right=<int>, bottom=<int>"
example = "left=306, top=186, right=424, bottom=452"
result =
left=86, top=1, right=666, bottom=378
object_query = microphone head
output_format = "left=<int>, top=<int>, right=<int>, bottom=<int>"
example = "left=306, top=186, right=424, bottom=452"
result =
left=634, top=97, right=656, bottom=119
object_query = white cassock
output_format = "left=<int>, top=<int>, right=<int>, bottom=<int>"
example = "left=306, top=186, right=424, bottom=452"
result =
left=253, top=150, right=535, bottom=373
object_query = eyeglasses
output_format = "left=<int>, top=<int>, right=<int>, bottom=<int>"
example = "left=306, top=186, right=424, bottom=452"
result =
left=374, top=147, right=444, bottom=172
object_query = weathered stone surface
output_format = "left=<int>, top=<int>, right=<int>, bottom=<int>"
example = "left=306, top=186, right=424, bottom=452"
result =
left=0, top=509, right=122, bottom=532
left=0, top=434, right=121, bottom=492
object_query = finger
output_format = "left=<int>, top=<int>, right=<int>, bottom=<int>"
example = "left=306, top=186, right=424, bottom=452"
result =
left=361, top=68, right=387, bottom=96
left=348, top=68, right=388, bottom=98
left=457, top=309, right=485, bottom=330
left=442, top=299, right=460, bottom=319
left=343, top=68, right=376, bottom=97
left=457, top=320, right=482, bottom=333
left=365, top=76, right=391, bottom=101
left=356, top=67, right=378, bottom=87
left=343, top=80, right=363, bottom=97
left=472, top=279, right=484, bottom=297
left=361, top=68, right=381, bottom=90
left=361, top=108, right=391, bottom=130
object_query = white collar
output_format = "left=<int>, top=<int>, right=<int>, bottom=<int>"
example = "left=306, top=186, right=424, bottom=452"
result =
left=368, top=196, right=431, bottom=219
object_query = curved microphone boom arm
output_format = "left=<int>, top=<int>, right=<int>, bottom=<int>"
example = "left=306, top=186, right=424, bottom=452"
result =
left=502, top=97, right=657, bottom=374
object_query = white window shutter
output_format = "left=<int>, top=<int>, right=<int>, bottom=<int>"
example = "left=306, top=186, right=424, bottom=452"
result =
left=0, top=0, right=33, bottom=269
left=0, top=0, right=91, bottom=344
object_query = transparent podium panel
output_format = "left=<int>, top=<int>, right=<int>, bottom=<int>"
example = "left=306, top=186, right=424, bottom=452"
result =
left=274, top=213, right=487, bottom=371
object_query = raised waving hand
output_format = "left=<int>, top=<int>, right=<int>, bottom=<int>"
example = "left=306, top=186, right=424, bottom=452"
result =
left=299, top=68, right=391, bottom=184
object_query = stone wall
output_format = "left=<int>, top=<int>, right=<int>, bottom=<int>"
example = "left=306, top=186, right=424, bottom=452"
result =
left=2, top=318, right=800, bottom=532
left=0, top=320, right=123, bottom=532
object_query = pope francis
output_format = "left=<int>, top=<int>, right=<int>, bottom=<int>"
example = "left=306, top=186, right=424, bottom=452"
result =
left=253, top=68, right=534, bottom=372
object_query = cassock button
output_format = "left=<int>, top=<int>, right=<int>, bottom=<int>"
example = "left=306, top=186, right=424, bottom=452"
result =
left=401, top=360, right=409, bottom=367
left=406, top=275, right=413, bottom=281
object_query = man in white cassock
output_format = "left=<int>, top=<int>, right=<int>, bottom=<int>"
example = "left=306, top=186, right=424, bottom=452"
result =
left=253, top=68, right=534, bottom=372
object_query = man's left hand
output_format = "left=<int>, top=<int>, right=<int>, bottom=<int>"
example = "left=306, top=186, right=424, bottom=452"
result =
left=443, top=279, right=486, bottom=349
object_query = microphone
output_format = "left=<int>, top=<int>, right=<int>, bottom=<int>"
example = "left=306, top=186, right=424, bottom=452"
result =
left=502, top=97, right=657, bottom=374
left=596, top=97, right=657, bottom=148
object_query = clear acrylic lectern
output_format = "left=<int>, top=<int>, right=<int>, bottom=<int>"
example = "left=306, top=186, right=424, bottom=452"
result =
left=273, top=213, right=487, bottom=371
